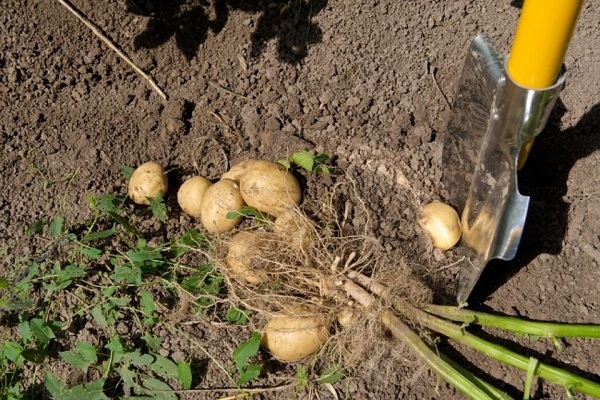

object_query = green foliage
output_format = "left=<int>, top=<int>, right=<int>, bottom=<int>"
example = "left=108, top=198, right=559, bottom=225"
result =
left=226, top=308, right=253, bottom=325
left=233, top=332, right=262, bottom=386
left=0, top=191, right=219, bottom=398
left=317, top=364, right=346, bottom=384
left=278, top=150, right=332, bottom=174
left=226, top=206, right=270, bottom=223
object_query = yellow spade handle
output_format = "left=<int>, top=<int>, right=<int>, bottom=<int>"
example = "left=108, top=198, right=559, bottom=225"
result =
left=507, top=0, right=584, bottom=89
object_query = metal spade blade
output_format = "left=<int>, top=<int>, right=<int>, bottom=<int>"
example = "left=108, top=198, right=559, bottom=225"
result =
left=442, top=34, right=565, bottom=304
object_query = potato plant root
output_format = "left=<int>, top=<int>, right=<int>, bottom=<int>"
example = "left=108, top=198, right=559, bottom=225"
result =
left=201, top=200, right=433, bottom=378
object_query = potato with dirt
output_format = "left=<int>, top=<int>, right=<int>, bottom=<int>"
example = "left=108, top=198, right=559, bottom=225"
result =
left=128, top=161, right=168, bottom=205
left=239, top=160, right=302, bottom=216
left=200, top=178, right=245, bottom=233
left=262, top=306, right=330, bottom=362
left=225, top=231, right=268, bottom=284
left=177, top=176, right=212, bottom=218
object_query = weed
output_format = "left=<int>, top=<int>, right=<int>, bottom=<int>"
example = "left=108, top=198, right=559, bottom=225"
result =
left=0, top=191, right=222, bottom=398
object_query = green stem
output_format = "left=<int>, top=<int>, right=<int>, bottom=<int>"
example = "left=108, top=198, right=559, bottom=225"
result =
left=439, top=353, right=513, bottom=400
left=416, top=310, right=600, bottom=398
left=422, top=304, right=600, bottom=338
left=380, top=310, right=500, bottom=400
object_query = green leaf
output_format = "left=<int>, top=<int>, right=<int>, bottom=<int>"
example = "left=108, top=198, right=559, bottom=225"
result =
left=1, top=341, right=25, bottom=366
left=30, top=318, right=55, bottom=345
left=106, top=336, right=125, bottom=356
left=142, top=334, right=161, bottom=352
left=233, top=332, right=261, bottom=372
left=60, top=348, right=95, bottom=373
left=120, top=165, right=135, bottom=180
left=317, top=365, right=346, bottom=384
left=18, top=320, right=33, bottom=343
left=177, top=361, right=192, bottom=390
left=141, top=375, right=177, bottom=400
left=126, top=351, right=154, bottom=367
left=82, top=224, right=116, bottom=242
left=237, top=364, right=261, bottom=386
left=49, top=216, right=64, bottom=238
left=80, top=246, right=102, bottom=259
left=91, top=305, right=108, bottom=329
left=27, top=219, right=46, bottom=235
left=225, top=206, right=270, bottom=222
left=171, top=229, right=205, bottom=257
left=57, top=264, right=86, bottom=283
left=150, top=354, right=179, bottom=379
left=76, top=342, right=98, bottom=363
left=116, top=365, right=137, bottom=391
left=45, top=373, right=67, bottom=397
left=290, top=150, right=314, bottom=171
left=140, top=291, right=157, bottom=314
left=112, top=266, right=142, bottom=285
left=0, top=277, right=8, bottom=289
left=95, top=194, right=125, bottom=216
left=0, top=299, right=34, bottom=311
left=148, top=193, right=168, bottom=223
left=226, top=308, right=253, bottom=325
left=140, top=290, right=158, bottom=326
left=313, top=152, right=332, bottom=164
left=22, top=347, right=46, bottom=364
left=277, top=158, right=291, bottom=169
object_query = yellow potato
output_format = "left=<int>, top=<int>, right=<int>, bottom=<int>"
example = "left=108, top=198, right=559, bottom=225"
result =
left=177, top=176, right=212, bottom=218
left=418, top=201, right=462, bottom=251
left=239, top=161, right=302, bottom=216
left=262, top=306, right=329, bottom=362
left=200, top=179, right=245, bottom=233
left=128, top=161, right=168, bottom=205
left=273, top=208, right=315, bottom=250
left=225, top=231, right=268, bottom=284
left=221, top=159, right=260, bottom=182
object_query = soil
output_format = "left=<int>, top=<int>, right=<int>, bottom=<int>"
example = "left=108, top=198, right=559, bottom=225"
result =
left=1, top=0, right=599, bottom=399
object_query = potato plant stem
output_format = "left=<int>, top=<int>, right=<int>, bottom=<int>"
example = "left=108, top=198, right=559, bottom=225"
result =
left=415, top=310, right=600, bottom=398
left=422, top=304, right=600, bottom=338
left=339, top=278, right=498, bottom=400
left=380, top=310, right=500, bottom=400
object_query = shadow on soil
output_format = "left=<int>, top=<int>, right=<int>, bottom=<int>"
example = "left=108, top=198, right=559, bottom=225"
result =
left=126, top=0, right=327, bottom=63
left=468, top=99, right=600, bottom=304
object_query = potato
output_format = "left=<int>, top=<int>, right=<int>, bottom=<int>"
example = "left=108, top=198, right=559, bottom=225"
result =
left=221, top=159, right=259, bottom=182
left=418, top=201, right=461, bottom=251
left=262, top=306, right=329, bottom=362
left=177, top=176, right=212, bottom=218
left=128, top=161, right=168, bottom=205
left=273, top=208, right=315, bottom=250
left=200, top=179, right=245, bottom=233
left=239, top=161, right=302, bottom=216
left=225, top=231, right=268, bottom=284
left=337, top=307, right=359, bottom=327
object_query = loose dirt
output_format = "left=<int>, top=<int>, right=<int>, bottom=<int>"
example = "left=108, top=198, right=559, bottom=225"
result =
left=1, top=0, right=599, bottom=398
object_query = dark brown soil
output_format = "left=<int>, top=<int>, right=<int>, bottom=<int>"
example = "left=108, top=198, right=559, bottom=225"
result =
left=1, top=0, right=599, bottom=399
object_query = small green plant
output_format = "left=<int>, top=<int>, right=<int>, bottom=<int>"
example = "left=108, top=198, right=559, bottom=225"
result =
left=278, top=150, right=332, bottom=174
left=0, top=191, right=222, bottom=398
left=232, top=332, right=262, bottom=386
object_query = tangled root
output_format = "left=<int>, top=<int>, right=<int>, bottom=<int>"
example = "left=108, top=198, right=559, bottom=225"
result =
left=202, top=192, right=432, bottom=379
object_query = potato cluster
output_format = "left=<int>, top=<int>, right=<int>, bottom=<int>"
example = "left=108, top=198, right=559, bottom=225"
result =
left=127, top=160, right=323, bottom=361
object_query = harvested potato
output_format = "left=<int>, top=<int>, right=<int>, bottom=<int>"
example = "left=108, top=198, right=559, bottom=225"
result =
left=239, top=161, right=302, bottom=216
left=128, top=161, right=168, bottom=205
left=273, top=207, right=315, bottom=250
left=337, top=307, right=359, bottom=327
left=200, top=179, right=245, bottom=233
left=418, top=201, right=461, bottom=251
left=221, top=159, right=259, bottom=182
left=177, top=176, right=212, bottom=218
left=225, top=231, right=268, bottom=284
left=262, top=306, right=329, bottom=362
